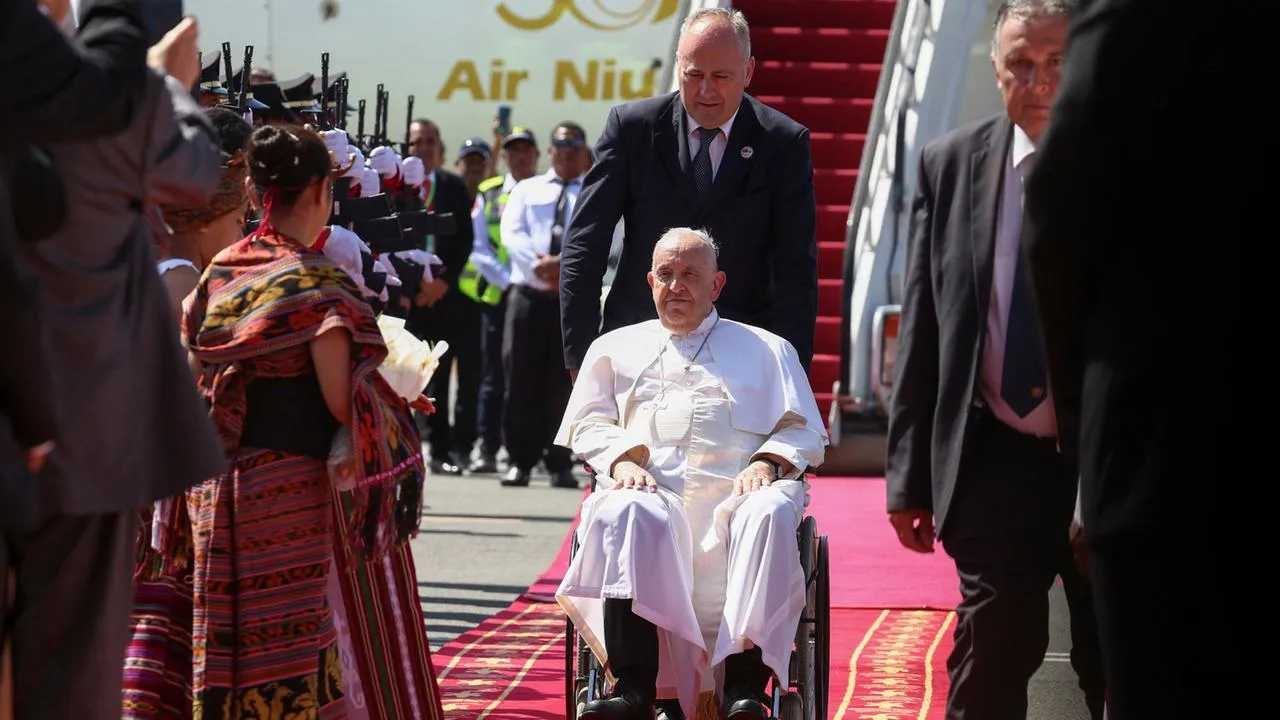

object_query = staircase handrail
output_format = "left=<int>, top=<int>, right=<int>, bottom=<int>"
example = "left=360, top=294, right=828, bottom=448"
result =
left=837, top=0, right=931, bottom=408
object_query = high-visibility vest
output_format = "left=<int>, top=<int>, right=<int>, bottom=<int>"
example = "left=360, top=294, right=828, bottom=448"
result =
left=458, top=175, right=510, bottom=306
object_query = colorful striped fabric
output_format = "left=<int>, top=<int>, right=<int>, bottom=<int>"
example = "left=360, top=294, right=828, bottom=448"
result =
left=330, top=492, right=445, bottom=720
left=188, top=450, right=347, bottom=720
left=121, top=570, right=194, bottom=719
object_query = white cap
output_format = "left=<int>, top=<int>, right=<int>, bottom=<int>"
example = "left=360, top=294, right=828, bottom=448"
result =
left=359, top=167, right=381, bottom=197
left=401, top=156, right=425, bottom=186
left=368, top=146, right=401, bottom=178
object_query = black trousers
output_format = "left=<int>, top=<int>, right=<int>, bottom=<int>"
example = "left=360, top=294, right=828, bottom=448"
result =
left=475, top=297, right=507, bottom=458
left=0, top=511, right=137, bottom=720
left=502, top=285, right=572, bottom=473
left=941, top=409, right=1105, bottom=720
left=411, top=292, right=483, bottom=462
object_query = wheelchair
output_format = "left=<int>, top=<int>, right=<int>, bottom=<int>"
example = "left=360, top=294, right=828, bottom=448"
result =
left=564, top=514, right=831, bottom=719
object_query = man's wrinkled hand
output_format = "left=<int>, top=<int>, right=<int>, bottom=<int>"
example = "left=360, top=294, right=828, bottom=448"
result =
left=611, top=461, right=657, bottom=492
left=533, top=254, right=560, bottom=281
left=1069, top=519, right=1090, bottom=577
left=733, top=461, right=775, bottom=496
left=148, top=17, right=201, bottom=89
left=889, top=509, right=935, bottom=553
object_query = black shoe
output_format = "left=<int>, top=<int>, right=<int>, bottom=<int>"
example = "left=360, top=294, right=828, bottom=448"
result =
left=656, top=698, right=685, bottom=720
left=722, top=687, right=769, bottom=719
left=500, top=467, right=531, bottom=487
left=429, top=459, right=462, bottom=476
left=550, top=468, right=579, bottom=489
left=580, top=690, right=654, bottom=720
left=467, top=454, right=499, bottom=474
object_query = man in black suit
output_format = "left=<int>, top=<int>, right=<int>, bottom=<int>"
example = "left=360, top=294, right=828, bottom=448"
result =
left=405, top=118, right=482, bottom=475
left=1025, top=2, right=1255, bottom=717
left=886, top=2, right=1104, bottom=718
left=1, top=0, right=150, bottom=569
left=561, top=7, right=817, bottom=378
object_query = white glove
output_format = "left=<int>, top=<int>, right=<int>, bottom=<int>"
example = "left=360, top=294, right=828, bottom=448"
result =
left=342, top=146, right=366, bottom=180
left=368, top=146, right=401, bottom=178
left=359, top=167, right=381, bottom=197
left=401, top=156, right=425, bottom=187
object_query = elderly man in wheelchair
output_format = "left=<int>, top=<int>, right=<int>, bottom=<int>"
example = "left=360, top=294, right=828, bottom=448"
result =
left=555, top=228, right=828, bottom=720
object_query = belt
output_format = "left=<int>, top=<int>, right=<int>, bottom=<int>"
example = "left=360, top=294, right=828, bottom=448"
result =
left=515, top=283, right=558, bottom=301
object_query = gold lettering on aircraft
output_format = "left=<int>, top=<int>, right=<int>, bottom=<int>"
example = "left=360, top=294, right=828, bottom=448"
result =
left=496, top=0, right=679, bottom=31
left=437, top=59, right=656, bottom=102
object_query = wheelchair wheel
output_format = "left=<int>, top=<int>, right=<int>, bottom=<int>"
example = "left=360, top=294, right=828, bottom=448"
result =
left=794, top=516, right=820, bottom=719
left=816, top=534, right=831, bottom=720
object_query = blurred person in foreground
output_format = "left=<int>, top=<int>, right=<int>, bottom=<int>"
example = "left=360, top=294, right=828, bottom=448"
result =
left=556, top=228, right=826, bottom=720
left=1024, top=0, right=1260, bottom=717
left=3, top=6, right=229, bottom=719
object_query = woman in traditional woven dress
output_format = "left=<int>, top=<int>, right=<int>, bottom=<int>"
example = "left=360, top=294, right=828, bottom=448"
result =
left=182, top=125, right=439, bottom=720
left=121, top=107, right=254, bottom=720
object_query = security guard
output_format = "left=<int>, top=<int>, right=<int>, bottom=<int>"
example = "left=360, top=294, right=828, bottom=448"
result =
left=459, top=127, right=540, bottom=474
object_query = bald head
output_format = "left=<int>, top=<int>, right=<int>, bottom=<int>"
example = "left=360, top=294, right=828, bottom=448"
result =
left=648, top=228, right=726, bottom=334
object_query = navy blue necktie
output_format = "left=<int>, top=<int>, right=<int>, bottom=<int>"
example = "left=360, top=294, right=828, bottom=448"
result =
left=1000, top=153, right=1048, bottom=418
left=692, top=126, right=718, bottom=198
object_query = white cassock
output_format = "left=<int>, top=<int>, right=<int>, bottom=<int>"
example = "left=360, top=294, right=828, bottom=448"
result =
left=554, top=309, right=828, bottom=716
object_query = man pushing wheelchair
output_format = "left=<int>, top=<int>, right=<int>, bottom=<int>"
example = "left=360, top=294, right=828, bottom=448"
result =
left=555, top=228, right=828, bottom=720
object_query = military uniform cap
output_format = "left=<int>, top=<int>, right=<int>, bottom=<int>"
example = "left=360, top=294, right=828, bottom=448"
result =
left=279, top=73, right=322, bottom=114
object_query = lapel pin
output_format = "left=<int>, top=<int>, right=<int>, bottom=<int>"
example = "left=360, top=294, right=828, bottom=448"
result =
left=740, top=146, right=754, bottom=159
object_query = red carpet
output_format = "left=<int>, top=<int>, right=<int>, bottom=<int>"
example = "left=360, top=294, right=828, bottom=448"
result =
left=811, top=477, right=960, bottom=610
left=436, top=476, right=960, bottom=718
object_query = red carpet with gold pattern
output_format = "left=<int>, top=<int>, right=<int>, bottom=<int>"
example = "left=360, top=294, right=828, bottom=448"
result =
left=434, top=478, right=957, bottom=719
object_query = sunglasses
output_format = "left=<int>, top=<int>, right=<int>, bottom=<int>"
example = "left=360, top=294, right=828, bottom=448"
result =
left=551, top=137, right=586, bottom=149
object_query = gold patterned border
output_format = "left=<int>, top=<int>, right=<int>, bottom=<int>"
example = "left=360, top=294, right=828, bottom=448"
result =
left=437, top=601, right=565, bottom=718
left=832, top=609, right=956, bottom=720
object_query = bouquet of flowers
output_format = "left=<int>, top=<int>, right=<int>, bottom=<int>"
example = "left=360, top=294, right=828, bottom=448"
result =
left=375, top=314, right=448, bottom=411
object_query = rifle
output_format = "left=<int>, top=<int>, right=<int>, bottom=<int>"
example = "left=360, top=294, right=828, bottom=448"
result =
left=319, top=52, right=331, bottom=130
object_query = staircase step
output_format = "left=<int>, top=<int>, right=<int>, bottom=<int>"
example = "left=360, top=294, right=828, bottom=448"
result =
left=809, top=353, right=841, bottom=400
left=735, top=0, right=898, bottom=29
left=751, top=61, right=882, bottom=99
left=818, top=240, right=844, bottom=271
left=757, top=96, right=873, bottom=134
left=813, top=168, right=858, bottom=206
left=817, top=205, right=848, bottom=245
left=751, top=28, right=890, bottom=64
left=819, top=278, right=844, bottom=316
left=809, top=132, right=865, bottom=170
left=814, top=316, right=841, bottom=356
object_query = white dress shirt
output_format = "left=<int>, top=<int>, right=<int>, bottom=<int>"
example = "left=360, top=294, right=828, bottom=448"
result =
left=499, top=169, right=582, bottom=292
left=978, top=124, right=1057, bottom=438
left=469, top=172, right=519, bottom=292
left=686, top=108, right=740, bottom=180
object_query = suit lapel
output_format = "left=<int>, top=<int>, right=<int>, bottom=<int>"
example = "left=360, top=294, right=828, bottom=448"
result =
left=704, top=97, right=761, bottom=210
left=970, top=117, right=1013, bottom=328
left=655, top=95, right=700, bottom=205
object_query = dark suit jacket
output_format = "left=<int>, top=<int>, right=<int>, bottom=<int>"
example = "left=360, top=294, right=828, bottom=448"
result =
left=408, top=167, right=477, bottom=338
left=0, top=0, right=149, bottom=529
left=560, top=92, right=817, bottom=371
left=885, top=115, right=1021, bottom=538
left=20, top=70, right=226, bottom=517
left=1025, top=0, right=1258, bottom=543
